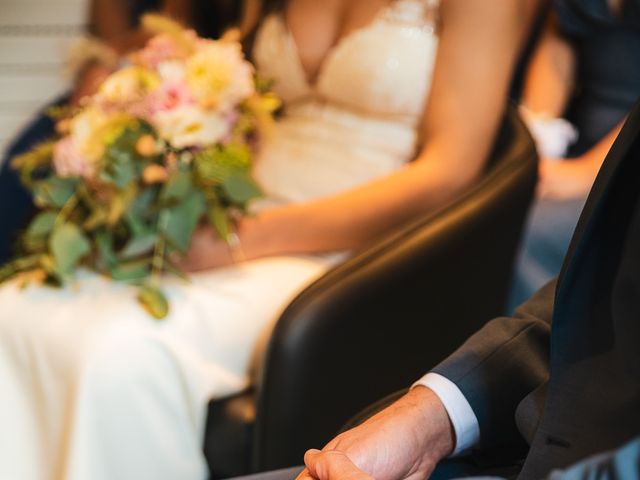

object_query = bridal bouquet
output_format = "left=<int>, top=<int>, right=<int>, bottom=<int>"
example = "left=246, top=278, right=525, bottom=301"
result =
left=0, top=17, right=279, bottom=318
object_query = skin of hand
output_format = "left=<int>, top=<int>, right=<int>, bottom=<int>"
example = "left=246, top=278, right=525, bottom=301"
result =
left=182, top=0, right=540, bottom=270
left=177, top=226, right=235, bottom=271
left=537, top=122, right=623, bottom=201
left=295, top=387, right=455, bottom=480
left=537, top=156, right=599, bottom=200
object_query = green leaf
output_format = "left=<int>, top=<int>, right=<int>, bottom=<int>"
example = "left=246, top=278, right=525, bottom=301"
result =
left=119, top=232, right=157, bottom=259
left=26, top=211, right=58, bottom=238
left=194, top=144, right=251, bottom=186
left=208, top=204, right=230, bottom=240
left=49, top=223, right=91, bottom=276
left=95, top=230, right=117, bottom=269
left=137, top=284, right=169, bottom=319
left=161, top=170, right=193, bottom=202
left=33, top=177, right=78, bottom=208
left=111, top=259, right=151, bottom=282
left=160, top=191, right=205, bottom=252
left=222, top=172, right=262, bottom=205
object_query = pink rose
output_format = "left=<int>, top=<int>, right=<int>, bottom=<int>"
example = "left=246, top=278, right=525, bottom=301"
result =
left=53, top=137, right=95, bottom=178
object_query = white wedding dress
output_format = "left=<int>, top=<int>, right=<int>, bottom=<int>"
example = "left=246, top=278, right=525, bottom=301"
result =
left=0, top=2, right=439, bottom=479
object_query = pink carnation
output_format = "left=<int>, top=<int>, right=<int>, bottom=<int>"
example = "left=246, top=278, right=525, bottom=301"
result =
left=53, top=137, right=95, bottom=178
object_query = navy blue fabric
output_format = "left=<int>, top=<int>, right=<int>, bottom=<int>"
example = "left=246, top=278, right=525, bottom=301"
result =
left=0, top=96, right=67, bottom=264
left=508, top=0, right=640, bottom=311
left=554, top=0, right=640, bottom=152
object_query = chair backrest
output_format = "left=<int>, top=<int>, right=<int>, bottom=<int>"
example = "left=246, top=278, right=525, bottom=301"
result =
left=251, top=105, right=539, bottom=471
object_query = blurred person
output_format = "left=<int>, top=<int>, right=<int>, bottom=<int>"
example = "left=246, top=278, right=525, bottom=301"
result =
left=508, top=0, right=640, bottom=311
left=0, top=1, right=539, bottom=479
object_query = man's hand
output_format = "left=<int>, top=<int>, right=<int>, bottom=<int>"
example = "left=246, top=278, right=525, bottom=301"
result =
left=296, top=387, right=455, bottom=480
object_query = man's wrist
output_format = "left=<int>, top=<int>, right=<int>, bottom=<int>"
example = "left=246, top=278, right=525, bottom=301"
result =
left=401, top=386, right=455, bottom=464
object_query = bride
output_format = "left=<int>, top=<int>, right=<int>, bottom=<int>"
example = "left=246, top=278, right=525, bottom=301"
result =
left=0, top=0, right=538, bottom=479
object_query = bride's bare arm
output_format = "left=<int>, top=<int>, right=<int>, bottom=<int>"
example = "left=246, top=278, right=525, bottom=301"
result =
left=182, top=0, right=540, bottom=270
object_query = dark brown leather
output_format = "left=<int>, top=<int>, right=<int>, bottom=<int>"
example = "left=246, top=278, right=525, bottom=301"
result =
left=203, top=105, right=539, bottom=478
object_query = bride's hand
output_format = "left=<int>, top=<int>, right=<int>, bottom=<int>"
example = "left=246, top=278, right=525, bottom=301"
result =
left=175, top=227, right=235, bottom=272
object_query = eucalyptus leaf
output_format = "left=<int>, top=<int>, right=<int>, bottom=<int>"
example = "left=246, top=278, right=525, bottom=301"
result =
left=33, top=177, right=78, bottom=208
left=208, top=204, right=230, bottom=240
left=26, top=211, right=58, bottom=239
left=222, top=172, right=262, bottom=205
left=49, top=223, right=91, bottom=276
left=161, top=170, right=193, bottom=202
left=160, top=191, right=205, bottom=252
left=119, top=232, right=157, bottom=259
left=111, top=259, right=151, bottom=282
left=95, top=230, right=117, bottom=270
left=137, top=284, right=169, bottom=319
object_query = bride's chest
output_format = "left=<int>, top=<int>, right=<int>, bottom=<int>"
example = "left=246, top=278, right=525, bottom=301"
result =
left=253, top=0, right=439, bottom=119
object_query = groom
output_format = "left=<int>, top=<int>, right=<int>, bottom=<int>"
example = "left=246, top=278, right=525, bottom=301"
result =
left=237, top=99, right=640, bottom=480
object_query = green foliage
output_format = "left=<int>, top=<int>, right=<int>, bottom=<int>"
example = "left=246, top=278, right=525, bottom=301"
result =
left=111, top=259, right=151, bottom=282
left=33, top=177, right=78, bottom=208
left=119, top=232, right=157, bottom=259
left=160, top=190, right=206, bottom=252
left=161, top=170, right=193, bottom=202
left=26, top=211, right=58, bottom=239
left=101, top=124, right=154, bottom=188
left=49, top=223, right=91, bottom=276
left=137, top=283, right=169, bottom=319
left=222, top=172, right=262, bottom=205
left=209, top=203, right=230, bottom=240
left=194, top=144, right=251, bottom=186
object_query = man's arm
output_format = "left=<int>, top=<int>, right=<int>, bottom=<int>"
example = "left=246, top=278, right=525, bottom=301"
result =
left=297, top=282, right=556, bottom=480
left=431, top=280, right=554, bottom=451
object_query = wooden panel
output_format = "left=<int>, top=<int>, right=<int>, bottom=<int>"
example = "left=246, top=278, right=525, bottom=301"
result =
left=0, top=36, right=84, bottom=66
left=0, top=72, right=69, bottom=103
left=0, top=0, right=88, bottom=28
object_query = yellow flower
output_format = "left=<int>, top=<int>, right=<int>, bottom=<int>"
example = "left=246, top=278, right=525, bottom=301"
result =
left=69, top=107, right=135, bottom=166
left=97, top=66, right=161, bottom=104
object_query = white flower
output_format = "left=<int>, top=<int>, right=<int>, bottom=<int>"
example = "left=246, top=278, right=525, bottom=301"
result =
left=157, top=60, right=186, bottom=82
left=185, top=41, right=255, bottom=111
left=151, top=106, right=230, bottom=148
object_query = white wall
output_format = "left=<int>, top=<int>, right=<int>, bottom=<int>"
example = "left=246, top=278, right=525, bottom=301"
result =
left=0, top=0, right=88, bottom=159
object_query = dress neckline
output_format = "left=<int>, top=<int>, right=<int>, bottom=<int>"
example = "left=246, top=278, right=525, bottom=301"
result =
left=276, top=0, right=402, bottom=89
left=273, top=0, right=439, bottom=92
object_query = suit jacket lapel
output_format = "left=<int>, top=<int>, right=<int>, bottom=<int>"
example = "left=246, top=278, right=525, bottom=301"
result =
left=555, top=100, right=640, bottom=300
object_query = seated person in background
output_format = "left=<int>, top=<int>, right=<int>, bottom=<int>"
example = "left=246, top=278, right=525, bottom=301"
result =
left=0, top=0, right=240, bottom=263
left=289, top=100, right=640, bottom=480
left=0, top=0, right=539, bottom=479
left=508, top=0, right=640, bottom=311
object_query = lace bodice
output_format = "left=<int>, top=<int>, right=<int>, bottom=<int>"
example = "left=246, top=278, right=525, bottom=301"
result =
left=252, top=0, right=440, bottom=203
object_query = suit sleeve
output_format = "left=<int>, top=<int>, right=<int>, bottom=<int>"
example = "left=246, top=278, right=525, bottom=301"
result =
left=431, top=279, right=555, bottom=450
left=546, top=436, right=640, bottom=480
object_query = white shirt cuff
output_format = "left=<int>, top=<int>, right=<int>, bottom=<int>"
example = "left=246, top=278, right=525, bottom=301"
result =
left=412, top=372, right=480, bottom=456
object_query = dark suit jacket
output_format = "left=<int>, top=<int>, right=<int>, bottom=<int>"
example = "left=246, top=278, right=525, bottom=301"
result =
left=433, top=101, right=640, bottom=480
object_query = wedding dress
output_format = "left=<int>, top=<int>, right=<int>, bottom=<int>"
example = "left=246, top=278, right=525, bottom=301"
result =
left=0, top=2, right=439, bottom=479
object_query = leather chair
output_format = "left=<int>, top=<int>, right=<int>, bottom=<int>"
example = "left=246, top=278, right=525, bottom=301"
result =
left=203, top=105, right=539, bottom=478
